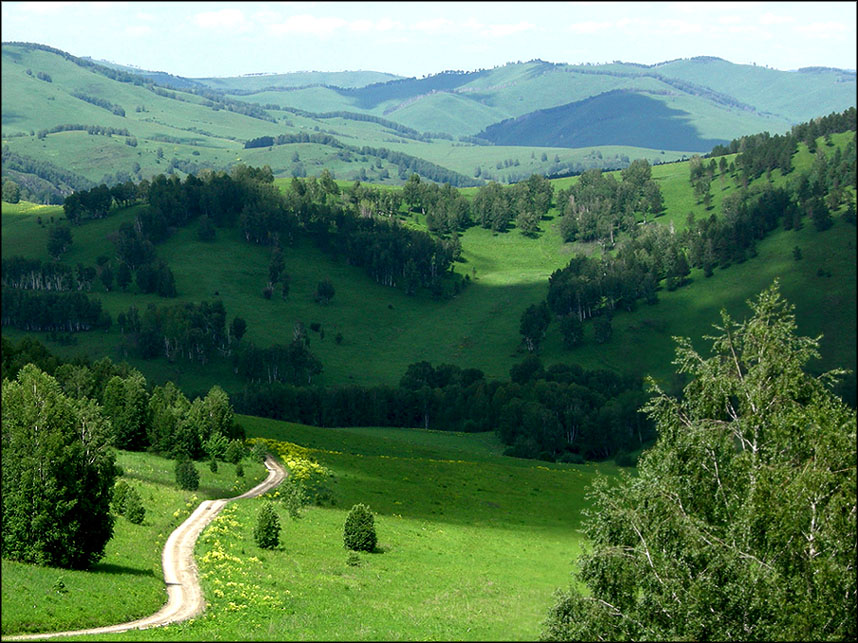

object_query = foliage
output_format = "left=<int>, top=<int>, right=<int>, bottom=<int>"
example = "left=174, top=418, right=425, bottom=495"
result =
left=224, top=438, right=247, bottom=465
left=520, top=301, right=551, bottom=353
left=111, top=480, right=130, bottom=515
left=343, top=503, right=377, bottom=552
left=174, top=456, right=200, bottom=491
left=253, top=501, right=281, bottom=550
left=541, top=282, right=856, bottom=641
left=123, top=486, right=145, bottom=525
left=250, top=441, right=267, bottom=463
left=1, top=365, right=117, bottom=569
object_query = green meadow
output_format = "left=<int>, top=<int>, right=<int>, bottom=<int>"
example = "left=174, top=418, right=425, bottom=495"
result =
left=2, top=133, right=855, bottom=396
left=33, top=418, right=619, bottom=641
left=1, top=451, right=267, bottom=636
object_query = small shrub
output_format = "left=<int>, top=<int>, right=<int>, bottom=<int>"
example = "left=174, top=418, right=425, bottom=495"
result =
left=343, top=503, right=377, bottom=552
left=175, top=457, right=199, bottom=491
left=254, top=502, right=280, bottom=550
left=282, top=481, right=308, bottom=520
left=235, top=461, right=244, bottom=478
left=124, top=487, right=145, bottom=524
left=346, top=551, right=362, bottom=567
left=209, top=457, right=218, bottom=473
left=224, top=439, right=246, bottom=465
left=559, top=452, right=586, bottom=465
left=52, top=577, right=68, bottom=594
left=251, top=442, right=267, bottom=463
left=112, top=480, right=130, bottom=515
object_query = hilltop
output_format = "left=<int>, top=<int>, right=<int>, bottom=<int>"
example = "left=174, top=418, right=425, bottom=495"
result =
left=2, top=43, right=855, bottom=202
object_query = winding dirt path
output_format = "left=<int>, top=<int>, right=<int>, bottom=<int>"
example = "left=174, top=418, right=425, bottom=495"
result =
left=4, top=455, right=287, bottom=641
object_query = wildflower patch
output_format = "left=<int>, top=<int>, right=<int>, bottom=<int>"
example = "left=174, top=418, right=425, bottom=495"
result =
left=198, top=504, right=286, bottom=614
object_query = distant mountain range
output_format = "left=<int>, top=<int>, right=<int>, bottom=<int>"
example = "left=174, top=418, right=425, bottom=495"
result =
left=2, top=42, right=855, bottom=200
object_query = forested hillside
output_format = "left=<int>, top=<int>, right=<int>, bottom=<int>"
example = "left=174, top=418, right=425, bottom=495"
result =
left=3, top=107, right=855, bottom=464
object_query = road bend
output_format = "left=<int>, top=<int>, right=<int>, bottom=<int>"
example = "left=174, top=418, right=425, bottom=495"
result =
left=4, top=454, right=287, bottom=641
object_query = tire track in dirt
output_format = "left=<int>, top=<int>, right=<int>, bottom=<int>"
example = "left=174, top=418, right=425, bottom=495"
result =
left=4, top=455, right=287, bottom=641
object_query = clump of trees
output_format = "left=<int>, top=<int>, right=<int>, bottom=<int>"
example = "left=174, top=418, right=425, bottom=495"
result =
left=541, top=282, right=856, bottom=641
left=234, top=358, right=651, bottom=462
left=2, top=364, right=118, bottom=569
left=556, top=159, right=665, bottom=245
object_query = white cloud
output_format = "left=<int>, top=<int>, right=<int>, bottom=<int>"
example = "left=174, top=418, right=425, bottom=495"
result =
left=657, top=19, right=703, bottom=35
left=347, top=18, right=402, bottom=33
left=375, top=18, right=398, bottom=32
left=568, top=21, right=613, bottom=35
left=673, top=1, right=762, bottom=14
left=412, top=18, right=456, bottom=35
left=348, top=19, right=374, bottom=33
left=759, top=11, right=795, bottom=25
left=268, top=14, right=347, bottom=36
left=194, top=8, right=247, bottom=30
left=717, top=15, right=742, bottom=25
left=481, top=22, right=535, bottom=38
left=794, top=21, right=849, bottom=38
left=125, top=25, right=152, bottom=37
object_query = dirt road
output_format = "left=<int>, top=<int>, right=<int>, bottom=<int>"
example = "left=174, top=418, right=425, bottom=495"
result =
left=4, top=455, right=287, bottom=641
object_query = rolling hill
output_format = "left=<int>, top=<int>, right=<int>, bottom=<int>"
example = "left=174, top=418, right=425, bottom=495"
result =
left=2, top=43, right=855, bottom=203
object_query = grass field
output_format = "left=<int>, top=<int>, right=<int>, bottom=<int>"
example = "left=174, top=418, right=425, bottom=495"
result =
left=25, top=417, right=621, bottom=641
left=2, top=134, right=855, bottom=397
left=1, top=451, right=267, bottom=636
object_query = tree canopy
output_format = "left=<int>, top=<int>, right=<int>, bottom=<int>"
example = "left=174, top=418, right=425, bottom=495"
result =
left=541, top=282, right=856, bottom=641
left=2, top=364, right=118, bottom=569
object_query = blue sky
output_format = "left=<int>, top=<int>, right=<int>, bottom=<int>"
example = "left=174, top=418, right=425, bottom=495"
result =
left=2, top=2, right=855, bottom=78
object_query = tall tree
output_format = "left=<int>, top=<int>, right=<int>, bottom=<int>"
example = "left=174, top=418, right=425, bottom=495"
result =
left=520, top=301, right=551, bottom=353
left=541, top=282, right=856, bottom=641
left=2, top=365, right=117, bottom=569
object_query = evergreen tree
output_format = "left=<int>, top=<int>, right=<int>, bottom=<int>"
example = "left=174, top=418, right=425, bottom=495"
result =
left=343, top=503, right=377, bottom=552
left=123, top=487, right=145, bottom=525
left=254, top=501, right=280, bottom=549
left=174, top=456, right=199, bottom=491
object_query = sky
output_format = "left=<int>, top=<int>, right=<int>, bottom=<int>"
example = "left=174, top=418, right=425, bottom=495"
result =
left=2, top=2, right=856, bottom=79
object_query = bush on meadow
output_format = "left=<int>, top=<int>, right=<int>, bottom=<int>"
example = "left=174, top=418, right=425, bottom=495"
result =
left=254, top=501, right=280, bottom=549
left=343, top=503, right=377, bottom=552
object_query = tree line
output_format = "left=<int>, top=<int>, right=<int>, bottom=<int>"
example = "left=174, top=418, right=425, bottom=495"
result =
left=1, top=334, right=246, bottom=459
left=1, top=288, right=111, bottom=333
left=233, top=357, right=653, bottom=462
left=244, top=132, right=481, bottom=187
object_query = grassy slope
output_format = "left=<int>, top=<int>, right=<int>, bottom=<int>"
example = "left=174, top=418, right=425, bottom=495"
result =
left=6, top=44, right=853, bottom=193
left=1, top=452, right=267, bottom=636
left=652, top=58, right=857, bottom=123
left=2, top=135, right=855, bottom=395
left=50, top=417, right=620, bottom=641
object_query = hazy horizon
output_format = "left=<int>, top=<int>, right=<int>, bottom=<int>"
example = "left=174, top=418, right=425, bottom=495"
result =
left=2, top=2, right=856, bottom=79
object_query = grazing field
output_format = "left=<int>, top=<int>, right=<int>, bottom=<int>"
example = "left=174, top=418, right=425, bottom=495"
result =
left=0, top=451, right=267, bottom=637
left=38, top=417, right=621, bottom=641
